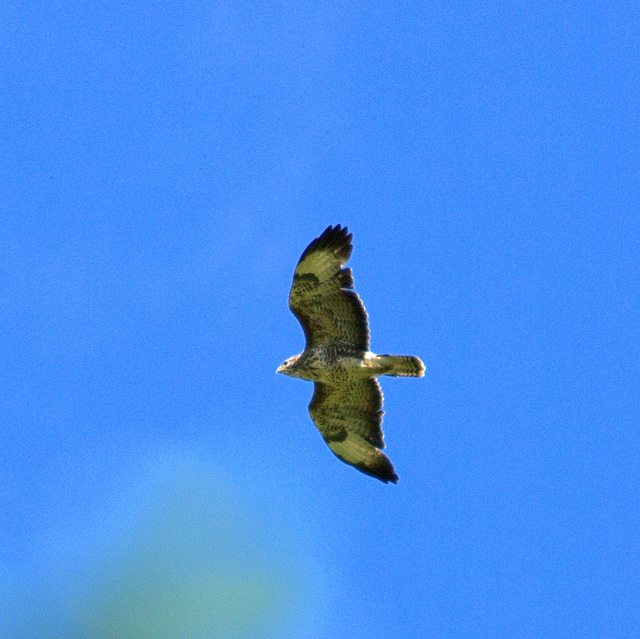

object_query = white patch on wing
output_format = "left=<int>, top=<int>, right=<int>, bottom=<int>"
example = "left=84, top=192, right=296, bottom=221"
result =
left=295, top=257, right=337, bottom=279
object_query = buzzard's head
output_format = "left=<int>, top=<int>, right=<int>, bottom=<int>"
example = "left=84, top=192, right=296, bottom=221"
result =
left=276, top=355, right=301, bottom=376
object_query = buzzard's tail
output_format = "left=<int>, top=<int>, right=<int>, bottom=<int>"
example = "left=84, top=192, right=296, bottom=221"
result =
left=378, top=355, right=425, bottom=377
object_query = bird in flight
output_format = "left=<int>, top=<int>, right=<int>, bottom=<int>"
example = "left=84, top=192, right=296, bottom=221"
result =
left=277, top=225, right=424, bottom=483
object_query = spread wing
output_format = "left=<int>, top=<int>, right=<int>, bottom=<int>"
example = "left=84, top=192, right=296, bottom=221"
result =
left=309, top=379, right=398, bottom=483
left=289, top=225, right=369, bottom=350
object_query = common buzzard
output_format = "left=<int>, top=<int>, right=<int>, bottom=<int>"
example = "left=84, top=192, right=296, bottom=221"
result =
left=277, top=225, right=424, bottom=483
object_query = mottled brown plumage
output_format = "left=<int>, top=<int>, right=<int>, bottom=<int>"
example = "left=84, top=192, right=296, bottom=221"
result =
left=277, top=225, right=424, bottom=483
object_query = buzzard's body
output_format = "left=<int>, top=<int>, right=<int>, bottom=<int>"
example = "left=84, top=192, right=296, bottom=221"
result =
left=277, top=225, right=424, bottom=484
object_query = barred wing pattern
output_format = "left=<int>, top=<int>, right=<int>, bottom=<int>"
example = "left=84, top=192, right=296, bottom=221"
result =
left=288, top=225, right=369, bottom=350
left=309, top=378, right=398, bottom=484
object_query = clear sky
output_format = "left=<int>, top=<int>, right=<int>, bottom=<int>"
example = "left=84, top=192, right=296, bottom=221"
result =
left=2, top=2, right=638, bottom=638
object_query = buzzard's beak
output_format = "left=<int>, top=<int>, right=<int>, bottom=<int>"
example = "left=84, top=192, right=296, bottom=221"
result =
left=276, top=365, right=284, bottom=374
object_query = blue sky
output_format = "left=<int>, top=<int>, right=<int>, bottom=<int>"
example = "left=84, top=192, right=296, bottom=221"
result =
left=1, top=2, right=638, bottom=637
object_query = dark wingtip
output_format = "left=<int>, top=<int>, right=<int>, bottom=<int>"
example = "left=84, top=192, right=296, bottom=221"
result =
left=359, top=453, right=398, bottom=484
left=319, top=224, right=352, bottom=248
left=380, top=468, right=400, bottom=484
left=324, top=223, right=348, bottom=235
left=298, top=224, right=353, bottom=264
left=373, top=450, right=399, bottom=484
